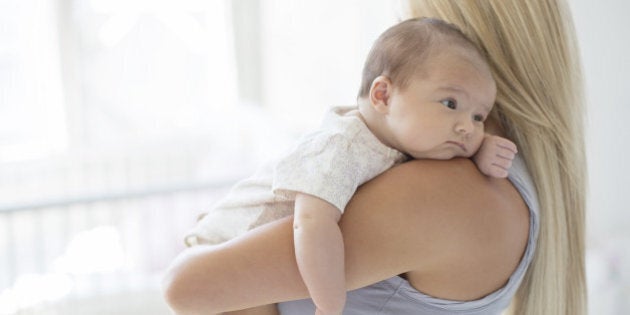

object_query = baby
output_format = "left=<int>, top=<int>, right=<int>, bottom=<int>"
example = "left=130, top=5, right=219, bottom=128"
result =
left=185, top=17, right=517, bottom=315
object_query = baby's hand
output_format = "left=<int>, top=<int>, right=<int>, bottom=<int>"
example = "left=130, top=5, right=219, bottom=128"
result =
left=472, top=134, right=518, bottom=178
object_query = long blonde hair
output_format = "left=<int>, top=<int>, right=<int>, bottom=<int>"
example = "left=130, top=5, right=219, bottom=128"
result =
left=400, top=1, right=587, bottom=314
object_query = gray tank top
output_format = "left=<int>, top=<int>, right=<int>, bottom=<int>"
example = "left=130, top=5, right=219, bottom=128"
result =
left=278, top=155, right=540, bottom=315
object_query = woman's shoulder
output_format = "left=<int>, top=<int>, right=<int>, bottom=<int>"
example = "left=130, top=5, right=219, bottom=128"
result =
left=342, top=158, right=530, bottom=301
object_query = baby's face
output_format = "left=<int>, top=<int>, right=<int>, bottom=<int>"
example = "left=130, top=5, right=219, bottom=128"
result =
left=384, top=51, right=496, bottom=159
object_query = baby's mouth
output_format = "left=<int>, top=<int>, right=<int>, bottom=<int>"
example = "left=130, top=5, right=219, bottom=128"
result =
left=446, top=141, right=467, bottom=153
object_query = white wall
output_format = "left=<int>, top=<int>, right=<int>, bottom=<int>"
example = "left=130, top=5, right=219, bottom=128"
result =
left=572, top=0, right=630, bottom=239
left=259, top=0, right=397, bottom=132
left=569, top=0, right=630, bottom=313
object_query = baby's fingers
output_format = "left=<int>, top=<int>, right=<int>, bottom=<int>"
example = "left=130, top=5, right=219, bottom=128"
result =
left=493, top=137, right=518, bottom=155
left=496, top=146, right=517, bottom=161
left=492, top=155, right=513, bottom=171
left=488, top=166, right=509, bottom=178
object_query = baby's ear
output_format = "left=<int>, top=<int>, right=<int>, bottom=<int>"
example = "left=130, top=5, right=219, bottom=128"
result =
left=369, top=76, right=392, bottom=114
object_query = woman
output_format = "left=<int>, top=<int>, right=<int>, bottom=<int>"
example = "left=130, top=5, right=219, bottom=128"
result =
left=162, top=1, right=586, bottom=314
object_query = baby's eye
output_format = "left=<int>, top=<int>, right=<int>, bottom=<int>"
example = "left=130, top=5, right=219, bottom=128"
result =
left=440, top=99, right=457, bottom=109
left=473, top=114, right=485, bottom=122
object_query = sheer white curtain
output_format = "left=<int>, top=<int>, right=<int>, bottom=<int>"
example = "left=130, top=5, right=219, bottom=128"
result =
left=1, top=0, right=242, bottom=161
left=0, top=0, right=399, bottom=162
left=62, top=0, right=239, bottom=147
left=0, top=0, right=67, bottom=162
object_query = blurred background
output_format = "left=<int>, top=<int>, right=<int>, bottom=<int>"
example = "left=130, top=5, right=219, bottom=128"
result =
left=0, top=0, right=627, bottom=314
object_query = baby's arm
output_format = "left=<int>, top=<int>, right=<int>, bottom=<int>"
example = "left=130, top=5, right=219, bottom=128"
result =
left=293, top=193, right=345, bottom=315
left=472, top=134, right=518, bottom=178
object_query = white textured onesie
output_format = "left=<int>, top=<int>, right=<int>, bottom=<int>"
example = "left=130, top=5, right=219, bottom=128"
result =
left=185, top=106, right=407, bottom=246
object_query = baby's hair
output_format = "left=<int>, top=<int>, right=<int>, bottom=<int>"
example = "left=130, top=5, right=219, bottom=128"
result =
left=357, top=17, right=486, bottom=99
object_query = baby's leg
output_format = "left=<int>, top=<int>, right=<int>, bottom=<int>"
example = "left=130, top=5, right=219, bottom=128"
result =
left=223, top=304, right=279, bottom=315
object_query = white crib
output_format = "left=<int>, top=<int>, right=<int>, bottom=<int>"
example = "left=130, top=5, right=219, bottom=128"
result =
left=0, top=144, right=247, bottom=315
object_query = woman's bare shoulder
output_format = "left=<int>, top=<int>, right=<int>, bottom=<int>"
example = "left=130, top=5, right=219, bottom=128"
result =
left=341, top=158, right=530, bottom=300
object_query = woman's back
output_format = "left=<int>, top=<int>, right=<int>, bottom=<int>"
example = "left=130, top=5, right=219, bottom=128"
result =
left=278, top=156, right=538, bottom=314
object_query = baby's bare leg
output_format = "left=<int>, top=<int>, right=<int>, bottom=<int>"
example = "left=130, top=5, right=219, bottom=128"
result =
left=223, top=304, right=279, bottom=315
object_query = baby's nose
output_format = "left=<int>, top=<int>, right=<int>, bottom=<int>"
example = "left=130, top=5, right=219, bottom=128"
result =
left=455, top=119, right=474, bottom=135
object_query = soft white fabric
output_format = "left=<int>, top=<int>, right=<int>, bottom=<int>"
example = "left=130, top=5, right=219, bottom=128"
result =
left=272, top=106, right=406, bottom=212
left=185, top=106, right=406, bottom=246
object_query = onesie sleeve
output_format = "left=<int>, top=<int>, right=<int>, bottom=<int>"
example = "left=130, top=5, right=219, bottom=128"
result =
left=272, top=132, right=363, bottom=213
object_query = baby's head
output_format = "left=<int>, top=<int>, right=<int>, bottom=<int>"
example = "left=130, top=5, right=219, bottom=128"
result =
left=357, top=18, right=496, bottom=160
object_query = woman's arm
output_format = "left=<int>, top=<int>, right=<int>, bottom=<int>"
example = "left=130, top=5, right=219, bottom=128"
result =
left=162, top=158, right=528, bottom=314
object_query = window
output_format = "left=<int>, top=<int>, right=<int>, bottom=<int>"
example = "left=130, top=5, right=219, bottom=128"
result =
left=0, top=0, right=67, bottom=162
left=0, top=1, right=398, bottom=313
